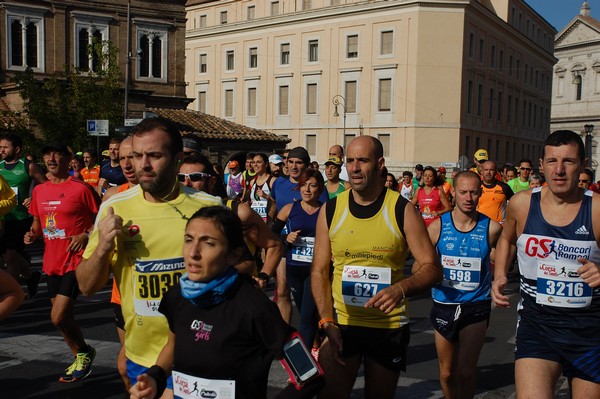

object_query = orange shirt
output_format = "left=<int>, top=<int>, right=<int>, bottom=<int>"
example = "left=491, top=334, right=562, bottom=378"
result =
left=80, top=165, right=101, bottom=187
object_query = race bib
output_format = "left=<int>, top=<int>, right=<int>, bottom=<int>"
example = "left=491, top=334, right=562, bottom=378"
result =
left=10, top=186, right=18, bottom=201
left=251, top=199, right=268, bottom=222
left=291, top=236, right=314, bottom=263
left=341, top=265, right=391, bottom=306
left=440, top=255, right=481, bottom=291
left=536, top=260, right=592, bottom=308
left=133, top=258, right=184, bottom=316
left=173, top=371, right=235, bottom=399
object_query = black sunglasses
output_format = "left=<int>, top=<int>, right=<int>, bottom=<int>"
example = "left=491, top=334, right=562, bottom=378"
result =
left=177, top=172, right=210, bottom=182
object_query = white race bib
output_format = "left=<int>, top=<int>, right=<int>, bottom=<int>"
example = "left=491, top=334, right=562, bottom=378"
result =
left=251, top=200, right=268, bottom=222
left=341, top=265, right=391, bottom=306
left=291, top=236, right=314, bottom=263
left=440, top=255, right=481, bottom=291
left=536, top=260, right=592, bottom=308
left=173, top=370, right=235, bottom=399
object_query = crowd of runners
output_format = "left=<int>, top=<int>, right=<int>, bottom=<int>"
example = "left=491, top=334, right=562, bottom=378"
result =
left=1, top=122, right=599, bottom=398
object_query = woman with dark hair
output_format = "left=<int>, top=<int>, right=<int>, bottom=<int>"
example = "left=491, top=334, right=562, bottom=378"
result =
left=411, top=166, right=452, bottom=227
left=272, top=169, right=324, bottom=354
left=385, top=173, right=399, bottom=191
left=242, top=153, right=276, bottom=224
left=129, top=206, right=321, bottom=399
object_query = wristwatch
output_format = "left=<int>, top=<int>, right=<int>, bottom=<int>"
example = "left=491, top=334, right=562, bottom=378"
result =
left=257, top=272, right=270, bottom=283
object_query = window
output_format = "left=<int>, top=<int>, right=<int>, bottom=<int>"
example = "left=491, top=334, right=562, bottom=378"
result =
left=378, top=134, right=391, bottom=157
left=306, top=135, right=317, bottom=157
left=303, top=0, right=312, bottom=10
left=509, top=55, right=513, bottom=76
left=271, top=1, right=280, bottom=16
left=199, top=54, right=207, bottom=73
left=516, top=59, right=520, bottom=79
left=308, top=40, right=319, bottom=62
left=248, top=88, right=257, bottom=117
left=477, top=84, right=483, bottom=116
left=488, top=88, right=494, bottom=119
left=7, top=9, right=45, bottom=71
left=137, top=28, right=167, bottom=79
left=226, top=50, right=235, bottom=71
left=497, top=91, right=502, bottom=121
left=507, top=95, right=512, bottom=123
left=76, top=27, right=104, bottom=72
left=345, top=81, right=357, bottom=113
left=381, top=31, right=393, bottom=55
left=378, top=78, right=392, bottom=111
left=468, top=33, right=474, bottom=58
left=249, top=47, right=257, bottom=68
left=574, top=75, right=583, bottom=101
left=499, top=50, right=504, bottom=70
left=306, top=84, right=317, bottom=114
left=247, top=6, right=255, bottom=20
left=479, top=39, right=484, bottom=63
left=198, top=91, right=207, bottom=113
left=225, top=89, right=234, bottom=117
left=491, top=44, right=496, bottom=67
left=278, top=86, right=289, bottom=115
left=347, top=35, right=358, bottom=58
left=199, top=15, right=207, bottom=28
left=331, top=0, right=340, bottom=4
left=220, top=11, right=228, bottom=24
left=467, top=80, right=473, bottom=114
left=281, top=43, right=290, bottom=65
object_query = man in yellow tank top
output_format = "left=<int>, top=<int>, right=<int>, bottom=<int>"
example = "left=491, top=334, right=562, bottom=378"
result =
left=312, top=136, right=442, bottom=399
left=76, top=118, right=222, bottom=398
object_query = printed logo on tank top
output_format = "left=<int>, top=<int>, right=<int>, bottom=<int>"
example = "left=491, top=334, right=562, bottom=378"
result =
left=523, top=236, right=593, bottom=261
left=190, top=319, right=213, bottom=342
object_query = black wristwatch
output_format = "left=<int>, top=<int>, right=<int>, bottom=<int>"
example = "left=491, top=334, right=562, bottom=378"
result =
left=257, top=272, right=270, bottom=282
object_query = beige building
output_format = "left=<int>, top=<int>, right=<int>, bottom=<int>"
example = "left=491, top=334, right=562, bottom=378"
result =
left=551, top=1, right=600, bottom=170
left=185, top=0, right=556, bottom=172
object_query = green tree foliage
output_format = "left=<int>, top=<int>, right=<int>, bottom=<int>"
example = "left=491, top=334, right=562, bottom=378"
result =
left=11, top=39, right=124, bottom=152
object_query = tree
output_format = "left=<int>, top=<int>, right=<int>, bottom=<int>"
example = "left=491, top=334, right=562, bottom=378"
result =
left=12, top=39, right=124, bottom=153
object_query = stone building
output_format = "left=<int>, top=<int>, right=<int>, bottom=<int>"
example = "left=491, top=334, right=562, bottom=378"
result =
left=551, top=1, right=600, bottom=170
left=185, top=0, right=556, bottom=171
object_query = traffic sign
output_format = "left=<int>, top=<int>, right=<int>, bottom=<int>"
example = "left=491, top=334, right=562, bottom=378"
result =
left=87, top=119, right=109, bottom=136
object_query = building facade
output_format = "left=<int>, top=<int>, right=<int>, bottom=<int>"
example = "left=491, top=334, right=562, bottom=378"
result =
left=185, top=0, right=556, bottom=171
left=551, top=1, right=600, bottom=170
left=0, top=0, right=191, bottom=120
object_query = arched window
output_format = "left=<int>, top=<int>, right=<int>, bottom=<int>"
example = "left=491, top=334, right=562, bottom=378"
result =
left=573, top=75, right=583, bottom=101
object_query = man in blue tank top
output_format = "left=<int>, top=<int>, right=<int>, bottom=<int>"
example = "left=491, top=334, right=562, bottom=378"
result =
left=425, top=171, right=502, bottom=399
left=493, top=130, right=600, bottom=398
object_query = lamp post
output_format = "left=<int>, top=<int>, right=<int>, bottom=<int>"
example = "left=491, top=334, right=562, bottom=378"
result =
left=332, top=95, right=347, bottom=138
left=585, top=124, right=594, bottom=169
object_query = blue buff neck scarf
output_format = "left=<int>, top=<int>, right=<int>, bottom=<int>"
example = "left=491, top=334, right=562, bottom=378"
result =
left=179, top=267, right=239, bottom=308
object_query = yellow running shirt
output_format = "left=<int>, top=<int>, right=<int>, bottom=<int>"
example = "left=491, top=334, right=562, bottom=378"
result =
left=84, top=184, right=222, bottom=367
left=329, top=189, right=409, bottom=329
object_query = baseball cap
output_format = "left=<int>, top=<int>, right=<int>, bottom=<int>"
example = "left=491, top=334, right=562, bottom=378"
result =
left=228, top=160, right=239, bottom=168
left=325, top=156, right=343, bottom=166
left=474, top=149, right=488, bottom=161
left=414, top=164, right=424, bottom=171
left=182, top=137, right=201, bottom=154
left=437, top=166, right=446, bottom=173
left=269, top=154, right=284, bottom=164
left=102, top=150, right=110, bottom=157
left=287, top=146, right=310, bottom=165
left=42, top=142, right=70, bottom=156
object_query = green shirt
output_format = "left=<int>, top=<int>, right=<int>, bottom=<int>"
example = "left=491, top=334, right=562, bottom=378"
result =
left=507, top=177, right=530, bottom=193
left=0, top=158, right=31, bottom=220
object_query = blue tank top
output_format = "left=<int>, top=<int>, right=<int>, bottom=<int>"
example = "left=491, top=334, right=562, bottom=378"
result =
left=432, top=212, right=491, bottom=304
left=285, top=201, right=320, bottom=267
left=516, top=188, right=600, bottom=330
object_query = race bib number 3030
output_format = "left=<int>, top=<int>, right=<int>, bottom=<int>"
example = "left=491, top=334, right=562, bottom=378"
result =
left=133, top=258, right=184, bottom=316
left=536, top=260, right=592, bottom=308
left=341, top=265, right=391, bottom=306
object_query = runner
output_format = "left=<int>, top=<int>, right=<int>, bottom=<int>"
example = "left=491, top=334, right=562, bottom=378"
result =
left=424, top=171, right=502, bottom=399
left=324, top=156, right=350, bottom=199
left=98, top=137, right=127, bottom=196
left=0, top=133, right=46, bottom=297
left=76, top=117, right=222, bottom=397
left=25, top=142, right=100, bottom=383
left=492, top=130, right=600, bottom=398
left=400, top=171, right=414, bottom=200
left=241, top=153, right=276, bottom=225
left=507, top=159, right=533, bottom=193
left=478, top=160, right=513, bottom=225
left=311, top=136, right=442, bottom=399
left=80, top=149, right=101, bottom=188
left=412, top=166, right=453, bottom=227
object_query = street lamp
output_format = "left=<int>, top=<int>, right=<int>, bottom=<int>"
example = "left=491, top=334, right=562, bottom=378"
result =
left=585, top=124, right=594, bottom=168
left=332, top=95, right=347, bottom=137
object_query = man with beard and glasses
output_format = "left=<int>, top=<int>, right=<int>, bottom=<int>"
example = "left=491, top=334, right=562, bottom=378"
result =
left=0, top=133, right=46, bottom=297
left=76, top=118, right=222, bottom=398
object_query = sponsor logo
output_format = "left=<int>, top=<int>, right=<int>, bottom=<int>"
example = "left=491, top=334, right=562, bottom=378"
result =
left=575, top=225, right=589, bottom=235
left=463, top=262, right=472, bottom=268
left=135, top=258, right=184, bottom=272
left=373, top=245, right=393, bottom=253
left=525, top=237, right=592, bottom=261
left=368, top=273, right=379, bottom=280
left=344, top=250, right=384, bottom=261
left=191, top=320, right=214, bottom=342
left=200, top=390, right=218, bottom=398
left=567, top=298, right=587, bottom=304
left=567, top=271, right=580, bottom=278
left=443, top=236, right=457, bottom=241
left=392, top=357, right=402, bottom=363
left=446, top=243, right=455, bottom=250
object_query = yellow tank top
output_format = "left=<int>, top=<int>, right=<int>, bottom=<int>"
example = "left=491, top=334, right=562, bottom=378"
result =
left=329, top=189, right=409, bottom=329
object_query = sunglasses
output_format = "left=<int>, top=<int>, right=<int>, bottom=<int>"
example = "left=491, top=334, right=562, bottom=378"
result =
left=579, top=179, right=590, bottom=183
left=520, top=167, right=532, bottom=171
left=177, top=172, right=210, bottom=182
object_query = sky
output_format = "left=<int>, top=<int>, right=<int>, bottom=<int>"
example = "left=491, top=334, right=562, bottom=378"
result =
left=524, top=0, right=596, bottom=32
